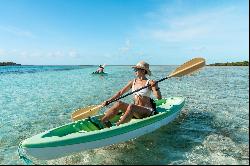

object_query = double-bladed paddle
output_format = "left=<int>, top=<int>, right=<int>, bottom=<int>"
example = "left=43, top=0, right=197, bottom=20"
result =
left=71, top=57, right=206, bottom=121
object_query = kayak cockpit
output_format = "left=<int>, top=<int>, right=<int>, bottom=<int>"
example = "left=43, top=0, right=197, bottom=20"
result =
left=42, top=98, right=170, bottom=138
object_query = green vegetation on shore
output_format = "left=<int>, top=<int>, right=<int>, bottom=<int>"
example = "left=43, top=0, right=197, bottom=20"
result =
left=0, top=62, right=21, bottom=66
left=208, top=61, right=249, bottom=66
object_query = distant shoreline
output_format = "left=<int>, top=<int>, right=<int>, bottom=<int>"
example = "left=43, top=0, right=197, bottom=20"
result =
left=0, top=62, right=21, bottom=66
left=207, top=61, right=249, bottom=66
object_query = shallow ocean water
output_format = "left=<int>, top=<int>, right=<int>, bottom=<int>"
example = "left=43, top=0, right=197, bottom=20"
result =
left=0, top=65, right=249, bottom=165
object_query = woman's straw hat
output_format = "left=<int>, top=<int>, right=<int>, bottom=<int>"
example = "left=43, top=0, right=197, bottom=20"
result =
left=132, top=61, right=151, bottom=76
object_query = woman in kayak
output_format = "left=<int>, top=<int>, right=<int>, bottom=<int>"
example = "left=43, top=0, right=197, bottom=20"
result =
left=101, top=61, right=162, bottom=127
left=95, top=65, right=104, bottom=73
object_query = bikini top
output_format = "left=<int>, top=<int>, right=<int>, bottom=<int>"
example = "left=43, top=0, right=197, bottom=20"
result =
left=132, top=79, right=151, bottom=98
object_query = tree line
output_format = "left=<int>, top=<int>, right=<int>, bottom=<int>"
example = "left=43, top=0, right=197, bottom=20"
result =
left=0, top=62, right=21, bottom=66
left=208, top=61, right=249, bottom=66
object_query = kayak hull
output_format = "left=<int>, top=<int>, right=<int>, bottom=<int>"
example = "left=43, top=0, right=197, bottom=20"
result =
left=20, top=97, right=185, bottom=160
left=92, top=72, right=108, bottom=75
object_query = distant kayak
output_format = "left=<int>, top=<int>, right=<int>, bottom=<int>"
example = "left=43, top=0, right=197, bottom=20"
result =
left=19, top=97, right=185, bottom=160
left=92, top=71, right=108, bottom=75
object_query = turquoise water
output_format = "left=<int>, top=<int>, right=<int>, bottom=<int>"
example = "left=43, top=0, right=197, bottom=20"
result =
left=0, top=65, right=249, bottom=165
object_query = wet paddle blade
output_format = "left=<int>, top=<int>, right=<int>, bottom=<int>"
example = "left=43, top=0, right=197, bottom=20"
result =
left=71, top=105, right=102, bottom=121
left=168, top=57, right=206, bottom=77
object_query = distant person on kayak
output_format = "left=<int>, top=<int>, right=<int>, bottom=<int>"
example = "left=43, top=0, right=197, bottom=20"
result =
left=95, top=65, right=104, bottom=73
left=101, top=61, right=162, bottom=127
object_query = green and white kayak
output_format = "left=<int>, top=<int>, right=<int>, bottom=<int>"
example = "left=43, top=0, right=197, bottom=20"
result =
left=20, top=97, right=185, bottom=160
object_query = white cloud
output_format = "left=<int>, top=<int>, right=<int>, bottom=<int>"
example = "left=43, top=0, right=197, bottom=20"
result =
left=0, top=49, right=41, bottom=59
left=68, top=49, right=80, bottom=58
left=140, top=5, right=245, bottom=43
left=19, top=51, right=30, bottom=58
left=0, top=49, right=83, bottom=60
left=119, top=39, right=132, bottom=53
left=103, top=53, right=113, bottom=58
left=135, top=51, right=145, bottom=57
left=48, top=51, right=64, bottom=58
left=150, top=26, right=211, bottom=42
left=0, top=25, right=35, bottom=38
left=190, top=46, right=207, bottom=52
left=0, top=48, right=5, bottom=56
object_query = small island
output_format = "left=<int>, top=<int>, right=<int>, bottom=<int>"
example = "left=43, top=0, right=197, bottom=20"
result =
left=208, top=61, right=249, bottom=66
left=0, top=62, right=21, bottom=66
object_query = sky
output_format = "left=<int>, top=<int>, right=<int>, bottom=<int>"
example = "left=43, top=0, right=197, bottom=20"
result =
left=0, top=0, right=249, bottom=65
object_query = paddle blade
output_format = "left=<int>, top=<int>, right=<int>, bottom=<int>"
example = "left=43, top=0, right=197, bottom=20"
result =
left=71, top=105, right=102, bottom=121
left=168, top=57, right=206, bottom=77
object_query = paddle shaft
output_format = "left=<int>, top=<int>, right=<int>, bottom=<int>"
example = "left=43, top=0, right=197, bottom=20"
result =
left=106, top=76, right=170, bottom=105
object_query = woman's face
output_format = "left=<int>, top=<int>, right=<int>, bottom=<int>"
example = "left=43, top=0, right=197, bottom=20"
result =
left=134, top=68, right=146, bottom=77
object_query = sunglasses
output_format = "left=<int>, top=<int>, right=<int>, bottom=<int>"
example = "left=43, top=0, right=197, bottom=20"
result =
left=133, top=68, right=144, bottom=72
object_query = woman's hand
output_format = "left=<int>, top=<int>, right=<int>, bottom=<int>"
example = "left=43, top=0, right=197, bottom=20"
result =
left=150, top=80, right=157, bottom=88
left=102, top=100, right=109, bottom=106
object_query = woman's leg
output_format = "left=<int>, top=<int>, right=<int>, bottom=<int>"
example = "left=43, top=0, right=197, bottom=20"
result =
left=116, top=104, right=152, bottom=126
left=116, top=104, right=134, bottom=126
left=101, top=101, right=129, bottom=123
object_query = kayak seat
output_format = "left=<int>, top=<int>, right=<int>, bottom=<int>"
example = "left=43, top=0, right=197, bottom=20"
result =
left=131, top=109, right=158, bottom=119
left=88, top=117, right=105, bottom=129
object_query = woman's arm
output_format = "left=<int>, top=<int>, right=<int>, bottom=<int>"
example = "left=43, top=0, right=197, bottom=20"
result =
left=150, top=80, right=162, bottom=100
left=103, top=80, right=133, bottom=105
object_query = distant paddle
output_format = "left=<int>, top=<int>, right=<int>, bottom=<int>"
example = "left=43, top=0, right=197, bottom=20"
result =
left=71, top=57, right=206, bottom=121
